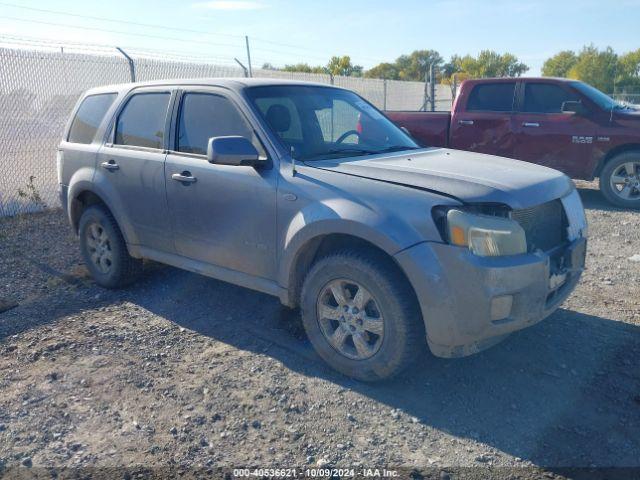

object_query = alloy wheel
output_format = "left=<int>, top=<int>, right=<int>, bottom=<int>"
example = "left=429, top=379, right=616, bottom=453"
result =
left=85, top=222, right=113, bottom=274
left=609, top=161, right=640, bottom=201
left=316, top=279, right=384, bottom=360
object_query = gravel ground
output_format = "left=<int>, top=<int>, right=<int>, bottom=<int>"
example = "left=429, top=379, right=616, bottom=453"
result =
left=0, top=181, right=639, bottom=479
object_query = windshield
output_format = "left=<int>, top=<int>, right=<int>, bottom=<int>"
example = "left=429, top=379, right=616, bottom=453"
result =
left=571, top=81, right=625, bottom=110
left=245, top=85, right=418, bottom=161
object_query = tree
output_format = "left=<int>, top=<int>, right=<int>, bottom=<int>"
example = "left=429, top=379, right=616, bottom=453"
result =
left=364, top=62, right=400, bottom=80
left=326, top=55, right=363, bottom=77
left=440, top=51, right=528, bottom=82
left=365, top=49, right=442, bottom=81
left=616, top=48, right=640, bottom=92
left=542, top=50, right=578, bottom=77
left=567, top=45, right=618, bottom=92
left=282, top=63, right=325, bottom=74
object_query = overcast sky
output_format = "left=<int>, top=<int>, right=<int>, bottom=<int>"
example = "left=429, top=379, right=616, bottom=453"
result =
left=0, top=0, right=638, bottom=75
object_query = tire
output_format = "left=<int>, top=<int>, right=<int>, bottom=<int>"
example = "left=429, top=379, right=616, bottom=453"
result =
left=78, top=205, right=142, bottom=288
left=599, top=151, right=640, bottom=208
left=300, top=250, right=425, bottom=381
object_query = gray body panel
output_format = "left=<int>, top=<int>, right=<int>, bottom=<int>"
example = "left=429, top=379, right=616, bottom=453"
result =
left=59, top=78, right=586, bottom=358
left=308, top=147, right=574, bottom=209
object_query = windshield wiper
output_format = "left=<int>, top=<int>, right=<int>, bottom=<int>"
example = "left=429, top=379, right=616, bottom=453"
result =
left=301, top=148, right=379, bottom=161
left=374, top=145, right=420, bottom=153
left=301, top=145, right=420, bottom=161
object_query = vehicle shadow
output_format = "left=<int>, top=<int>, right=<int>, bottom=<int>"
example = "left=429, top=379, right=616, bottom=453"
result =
left=2, top=263, right=638, bottom=470
left=577, top=185, right=638, bottom=213
left=123, top=266, right=640, bottom=470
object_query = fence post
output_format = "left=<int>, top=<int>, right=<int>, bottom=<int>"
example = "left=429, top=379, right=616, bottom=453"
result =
left=329, top=74, right=334, bottom=85
left=383, top=79, right=387, bottom=110
left=116, top=47, right=136, bottom=82
left=429, top=62, right=435, bottom=112
left=245, top=36, right=253, bottom=78
left=234, top=58, right=249, bottom=78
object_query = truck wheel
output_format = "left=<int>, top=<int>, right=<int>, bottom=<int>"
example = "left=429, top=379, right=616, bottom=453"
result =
left=600, top=151, right=640, bottom=208
left=78, top=205, right=142, bottom=288
left=300, top=251, right=424, bottom=381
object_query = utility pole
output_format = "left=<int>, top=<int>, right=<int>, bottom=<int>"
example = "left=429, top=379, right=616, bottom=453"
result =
left=245, top=36, right=253, bottom=77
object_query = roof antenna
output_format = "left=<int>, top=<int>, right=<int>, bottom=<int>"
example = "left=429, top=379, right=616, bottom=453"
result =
left=290, top=146, right=297, bottom=176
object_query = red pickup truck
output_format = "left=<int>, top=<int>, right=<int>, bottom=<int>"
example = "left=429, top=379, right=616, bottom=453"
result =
left=386, top=77, right=640, bottom=208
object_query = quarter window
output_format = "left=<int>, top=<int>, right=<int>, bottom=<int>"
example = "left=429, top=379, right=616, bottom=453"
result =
left=177, top=93, right=262, bottom=156
left=67, top=93, right=117, bottom=144
left=115, top=92, right=170, bottom=149
left=467, top=83, right=516, bottom=112
left=523, top=83, right=578, bottom=113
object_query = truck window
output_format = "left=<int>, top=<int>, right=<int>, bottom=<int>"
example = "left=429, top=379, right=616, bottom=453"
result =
left=176, top=93, right=263, bottom=156
left=67, top=93, right=117, bottom=144
left=523, top=83, right=578, bottom=113
left=467, top=83, right=516, bottom=112
left=115, top=92, right=170, bottom=149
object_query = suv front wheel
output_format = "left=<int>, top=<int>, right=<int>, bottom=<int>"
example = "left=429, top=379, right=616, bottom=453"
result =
left=78, top=205, right=142, bottom=288
left=300, top=251, right=424, bottom=381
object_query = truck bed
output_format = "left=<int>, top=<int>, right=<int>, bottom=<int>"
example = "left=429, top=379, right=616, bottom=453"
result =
left=384, top=111, right=451, bottom=148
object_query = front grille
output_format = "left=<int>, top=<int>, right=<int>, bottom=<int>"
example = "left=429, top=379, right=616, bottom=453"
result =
left=511, top=200, right=567, bottom=252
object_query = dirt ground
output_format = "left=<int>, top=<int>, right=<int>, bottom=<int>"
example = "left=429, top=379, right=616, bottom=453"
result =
left=0, top=180, right=639, bottom=479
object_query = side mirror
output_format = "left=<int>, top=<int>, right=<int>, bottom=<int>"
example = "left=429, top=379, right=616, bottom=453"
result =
left=207, top=136, right=260, bottom=166
left=561, top=100, right=588, bottom=116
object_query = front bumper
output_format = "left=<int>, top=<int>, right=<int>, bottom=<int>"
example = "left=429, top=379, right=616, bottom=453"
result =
left=395, top=237, right=586, bottom=358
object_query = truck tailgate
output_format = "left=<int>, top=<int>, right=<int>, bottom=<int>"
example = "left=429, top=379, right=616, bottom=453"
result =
left=385, top=111, right=451, bottom=148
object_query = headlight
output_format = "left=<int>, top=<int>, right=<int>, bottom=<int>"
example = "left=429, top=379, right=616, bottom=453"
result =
left=441, top=208, right=527, bottom=257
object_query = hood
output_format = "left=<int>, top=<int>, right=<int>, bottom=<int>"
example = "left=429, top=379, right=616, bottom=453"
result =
left=305, top=148, right=573, bottom=209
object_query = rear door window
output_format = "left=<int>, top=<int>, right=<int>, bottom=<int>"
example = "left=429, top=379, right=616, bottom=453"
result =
left=115, top=92, right=171, bottom=149
left=67, top=93, right=117, bottom=144
left=522, top=83, right=579, bottom=113
left=176, top=92, right=263, bottom=155
left=467, top=83, right=516, bottom=112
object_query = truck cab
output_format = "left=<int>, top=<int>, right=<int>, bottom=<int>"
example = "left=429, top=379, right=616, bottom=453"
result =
left=387, top=77, right=640, bottom=208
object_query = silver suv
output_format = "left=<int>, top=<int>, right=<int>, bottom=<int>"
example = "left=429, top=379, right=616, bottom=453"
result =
left=58, top=79, right=588, bottom=380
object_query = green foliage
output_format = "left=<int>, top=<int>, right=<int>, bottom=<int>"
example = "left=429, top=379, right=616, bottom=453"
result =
left=567, top=46, right=618, bottom=92
left=543, top=45, right=640, bottom=94
left=541, top=50, right=578, bottom=77
left=272, top=56, right=363, bottom=77
left=449, top=50, right=528, bottom=78
left=282, top=63, right=326, bottom=74
left=616, top=48, right=640, bottom=92
left=364, top=62, right=399, bottom=80
left=439, top=51, right=528, bottom=87
left=365, top=50, right=442, bottom=80
left=326, top=56, right=363, bottom=77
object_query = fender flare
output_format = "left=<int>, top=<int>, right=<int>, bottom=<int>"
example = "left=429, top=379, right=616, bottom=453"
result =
left=68, top=170, right=140, bottom=246
left=277, top=206, right=422, bottom=292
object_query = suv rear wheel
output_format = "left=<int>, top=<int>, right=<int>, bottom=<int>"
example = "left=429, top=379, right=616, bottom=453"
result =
left=600, top=151, right=640, bottom=208
left=300, top=251, right=424, bottom=381
left=78, top=205, right=142, bottom=288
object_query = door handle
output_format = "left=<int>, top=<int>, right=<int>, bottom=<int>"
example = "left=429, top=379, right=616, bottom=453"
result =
left=458, top=119, right=474, bottom=126
left=522, top=122, right=540, bottom=127
left=101, top=160, right=119, bottom=171
left=172, top=172, right=197, bottom=184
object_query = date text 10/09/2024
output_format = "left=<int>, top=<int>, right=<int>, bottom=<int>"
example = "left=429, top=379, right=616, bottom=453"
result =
left=233, top=468, right=399, bottom=478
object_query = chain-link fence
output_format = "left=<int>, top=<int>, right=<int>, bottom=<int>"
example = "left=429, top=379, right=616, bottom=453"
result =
left=0, top=39, right=452, bottom=217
